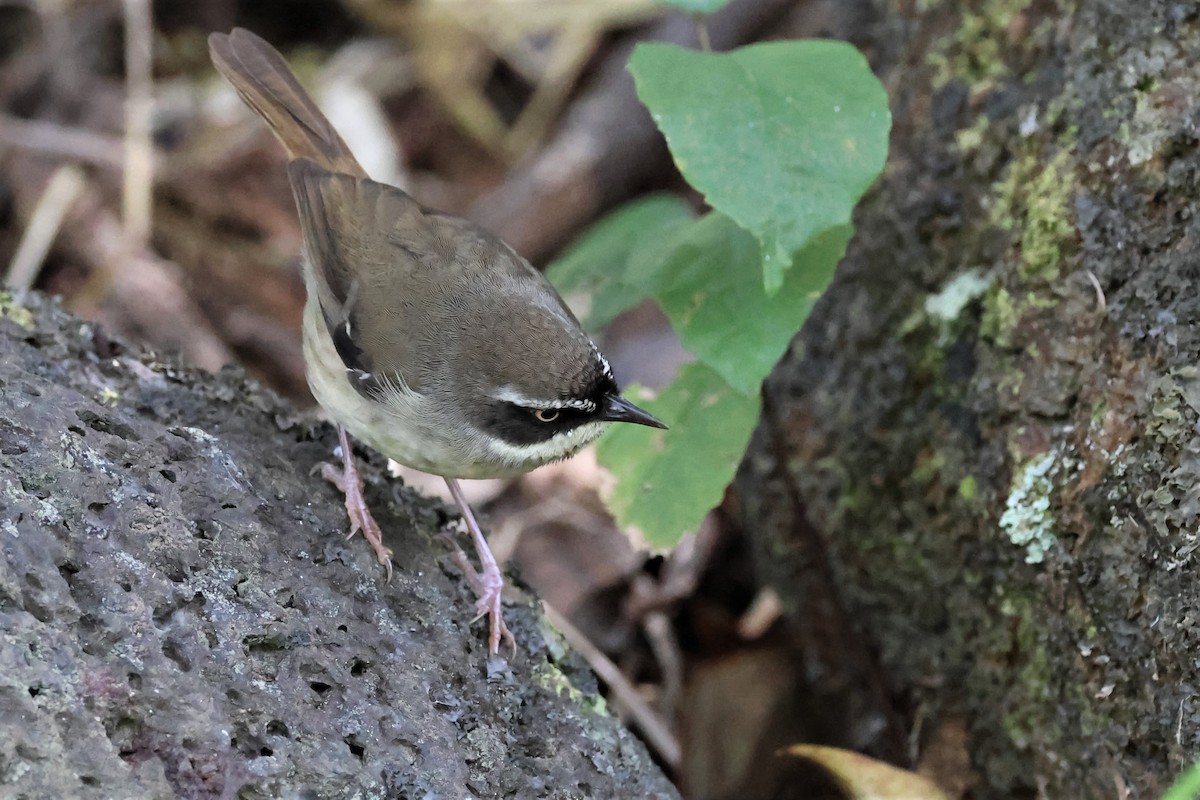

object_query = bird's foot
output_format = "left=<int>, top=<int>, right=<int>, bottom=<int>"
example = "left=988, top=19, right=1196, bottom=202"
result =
left=448, top=544, right=515, bottom=656
left=443, top=477, right=515, bottom=656
left=321, top=428, right=393, bottom=581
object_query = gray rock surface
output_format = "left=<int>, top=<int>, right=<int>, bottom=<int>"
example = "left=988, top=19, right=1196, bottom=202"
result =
left=0, top=292, right=677, bottom=799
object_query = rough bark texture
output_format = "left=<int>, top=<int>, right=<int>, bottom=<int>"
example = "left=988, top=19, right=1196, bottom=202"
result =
left=736, top=1, right=1200, bottom=797
left=0, top=293, right=677, bottom=799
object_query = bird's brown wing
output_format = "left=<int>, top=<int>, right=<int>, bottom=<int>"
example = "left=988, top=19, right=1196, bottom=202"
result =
left=289, top=159, right=584, bottom=400
left=287, top=159, right=437, bottom=392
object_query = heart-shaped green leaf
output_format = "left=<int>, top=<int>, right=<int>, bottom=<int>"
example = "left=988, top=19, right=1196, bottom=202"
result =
left=629, top=40, right=889, bottom=292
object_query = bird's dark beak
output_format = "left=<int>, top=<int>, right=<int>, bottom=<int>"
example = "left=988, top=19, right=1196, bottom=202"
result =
left=601, top=394, right=668, bottom=430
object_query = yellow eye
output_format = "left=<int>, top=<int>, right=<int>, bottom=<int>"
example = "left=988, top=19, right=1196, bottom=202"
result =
left=534, top=408, right=560, bottom=423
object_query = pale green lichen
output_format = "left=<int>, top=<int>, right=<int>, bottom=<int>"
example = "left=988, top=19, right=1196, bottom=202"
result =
left=1142, top=369, right=1200, bottom=558
left=532, top=617, right=610, bottom=716
left=958, top=475, right=978, bottom=501
left=905, top=271, right=995, bottom=385
left=989, top=148, right=1076, bottom=281
left=925, top=270, right=994, bottom=323
left=539, top=615, right=572, bottom=662
left=913, top=450, right=946, bottom=486
left=996, top=589, right=1058, bottom=746
left=928, top=0, right=1036, bottom=91
left=999, top=451, right=1059, bottom=563
left=0, top=291, right=35, bottom=330
left=1115, top=38, right=1196, bottom=166
left=955, top=116, right=991, bottom=154
left=980, top=286, right=1018, bottom=346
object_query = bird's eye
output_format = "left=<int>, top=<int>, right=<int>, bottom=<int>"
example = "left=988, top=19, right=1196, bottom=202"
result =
left=534, top=408, right=560, bottom=423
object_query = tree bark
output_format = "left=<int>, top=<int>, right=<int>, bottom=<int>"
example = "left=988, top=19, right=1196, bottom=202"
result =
left=0, top=292, right=677, bottom=799
left=736, top=1, right=1200, bottom=797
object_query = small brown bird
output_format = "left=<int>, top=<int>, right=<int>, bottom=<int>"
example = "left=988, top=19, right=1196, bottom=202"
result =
left=208, top=29, right=665, bottom=654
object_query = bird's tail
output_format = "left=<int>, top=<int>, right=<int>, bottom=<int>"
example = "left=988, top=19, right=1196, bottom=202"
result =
left=208, top=28, right=366, bottom=178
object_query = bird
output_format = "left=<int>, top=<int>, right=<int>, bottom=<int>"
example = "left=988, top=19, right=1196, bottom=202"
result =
left=208, top=28, right=666, bottom=654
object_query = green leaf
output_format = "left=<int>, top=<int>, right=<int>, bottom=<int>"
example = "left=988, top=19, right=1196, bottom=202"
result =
left=629, top=40, right=890, bottom=292
left=653, top=0, right=732, bottom=12
left=654, top=213, right=850, bottom=395
left=597, top=363, right=760, bottom=546
left=1164, top=761, right=1200, bottom=800
left=546, top=194, right=695, bottom=329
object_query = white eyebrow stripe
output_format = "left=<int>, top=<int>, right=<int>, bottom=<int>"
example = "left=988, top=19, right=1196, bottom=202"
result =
left=490, top=386, right=597, bottom=412
left=590, top=342, right=613, bottom=379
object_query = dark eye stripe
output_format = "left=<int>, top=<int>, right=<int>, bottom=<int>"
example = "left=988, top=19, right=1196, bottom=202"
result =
left=480, top=402, right=594, bottom=447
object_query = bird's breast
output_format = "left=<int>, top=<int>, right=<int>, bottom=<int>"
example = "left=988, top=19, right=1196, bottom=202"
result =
left=301, top=299, right=540, bottom=479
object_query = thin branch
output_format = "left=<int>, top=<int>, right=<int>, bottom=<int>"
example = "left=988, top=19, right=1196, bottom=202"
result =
left=641, top=610, right=683, bottom=715
left=1084, top=269, right=1107, bottom=313
left=0, top=115, right=126, bottom=170
left=5, top=165, right=85, bottom=291
left=694, top=14, right=712, bottom=52
left=542, top=603, right=681, bottom=769
left=736, top=586, right=783, bottom=640
left=122, top=0, right=154, bottom=250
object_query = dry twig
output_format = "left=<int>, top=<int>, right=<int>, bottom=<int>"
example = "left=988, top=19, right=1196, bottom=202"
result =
left=0, top=115, right=125, bottom=170
left=542, top=602, right=681, bottom=769
left=122, top=0, right=155, bottom=251
left=5, top=164, right=84, bottom=291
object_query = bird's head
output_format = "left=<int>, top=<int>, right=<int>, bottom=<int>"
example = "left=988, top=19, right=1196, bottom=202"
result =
left=459, top=299, right=666, bottom=470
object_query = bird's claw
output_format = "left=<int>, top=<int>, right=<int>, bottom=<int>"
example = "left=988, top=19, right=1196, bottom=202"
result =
left=321, top=448, right=394, bottom=581
left=449, top=542, right=514, bottom=656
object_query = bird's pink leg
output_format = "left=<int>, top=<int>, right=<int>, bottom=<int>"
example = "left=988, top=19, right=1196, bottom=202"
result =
left=444, top=476, right=514, bottom=655
left=321, top=426, right=394, bottom=580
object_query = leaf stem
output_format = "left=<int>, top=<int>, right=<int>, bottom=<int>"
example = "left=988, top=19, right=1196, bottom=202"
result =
left=693, top=14, right=712, bottom=52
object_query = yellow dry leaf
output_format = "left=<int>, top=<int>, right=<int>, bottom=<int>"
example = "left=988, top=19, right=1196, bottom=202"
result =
left=785, top=744, right=950, bottom=800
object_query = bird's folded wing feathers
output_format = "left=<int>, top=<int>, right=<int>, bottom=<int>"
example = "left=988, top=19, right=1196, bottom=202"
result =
left=286, top=158, right=581, bottom=401
left=287, top=159, right=432, bottom=394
